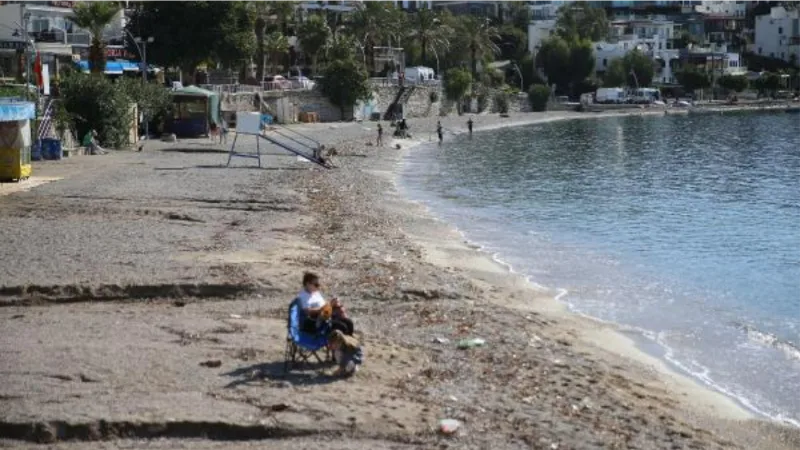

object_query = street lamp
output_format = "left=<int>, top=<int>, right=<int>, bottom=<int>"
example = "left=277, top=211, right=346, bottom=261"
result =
left=511, top=62, right=524, bottom=92
left=124, top=30, right=154, bottom=140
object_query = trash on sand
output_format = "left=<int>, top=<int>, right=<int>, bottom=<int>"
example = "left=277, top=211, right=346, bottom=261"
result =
left=438, top=419, right=461, bottom=435
left=433, top=337, right=450, bottom=344
left=199, top=360, right=222, bottom=368
left=457, top=338, right=486, bottom=349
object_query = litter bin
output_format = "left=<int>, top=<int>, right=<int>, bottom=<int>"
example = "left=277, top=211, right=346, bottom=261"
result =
left=42, top=138, right=62, bottom=160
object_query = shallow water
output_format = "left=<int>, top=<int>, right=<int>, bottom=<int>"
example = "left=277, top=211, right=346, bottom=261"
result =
left=401, top=112, right=800, bottom=426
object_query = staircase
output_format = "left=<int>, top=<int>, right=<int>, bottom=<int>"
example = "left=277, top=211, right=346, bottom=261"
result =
left=36, top=99, right=55, bottom=140
left=383, top=86, right=416, bottom=120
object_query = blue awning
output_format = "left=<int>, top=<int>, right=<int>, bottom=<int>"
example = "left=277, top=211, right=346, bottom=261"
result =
left=0, top=101, right=36, bottom=122
left=76, top=60, right=139, bottom=75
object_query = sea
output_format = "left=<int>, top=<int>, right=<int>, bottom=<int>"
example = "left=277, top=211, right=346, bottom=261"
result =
left=401, top=112, right=800, bottom=426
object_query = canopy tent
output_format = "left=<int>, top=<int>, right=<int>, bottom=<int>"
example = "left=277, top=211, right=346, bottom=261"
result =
left=168, top=86, right=221, bottom=137
left=0, top=101, right=35, bottom=181
left=0, top=101, right=36, bottom=122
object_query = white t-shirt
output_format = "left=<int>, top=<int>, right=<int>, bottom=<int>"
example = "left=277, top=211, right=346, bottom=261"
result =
left=297, top=290, right=325, bottom=310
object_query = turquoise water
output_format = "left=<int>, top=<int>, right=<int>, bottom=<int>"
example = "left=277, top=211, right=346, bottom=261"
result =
left=402, top=113, right=800, bottom=425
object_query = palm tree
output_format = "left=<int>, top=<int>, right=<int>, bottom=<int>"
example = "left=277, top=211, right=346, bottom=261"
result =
left=349, top=3, right=405, bottom=73
left=456, top=16, right=500, bottom=79
left=264, top=31, right=290, bottom=75
left=408, top=8, right=452, bottom=71
left=297, top=14, right=331, bottom=75
left=254, top=2, right=296, bottom=81
left=68, top=1, right=121, bottom=74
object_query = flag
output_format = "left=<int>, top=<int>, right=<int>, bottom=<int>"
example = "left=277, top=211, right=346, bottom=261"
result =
left=34, top=51, right=43, bottom=88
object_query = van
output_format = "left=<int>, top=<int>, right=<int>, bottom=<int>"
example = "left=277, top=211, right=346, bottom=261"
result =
left=595, top=87, right=625, bottom=104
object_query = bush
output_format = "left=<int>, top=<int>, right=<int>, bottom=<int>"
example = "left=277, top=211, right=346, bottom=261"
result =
left=429, top=90, right=439, bottom=103
left=718, top=75, right=749, bottom=93
left=60, top=74, right=133, bottom=148
left=528, top=84, right=550, bottom=112
left=118, top=78, right=172, bottom=132
left=444, top=67, right=472, bottom=102
left=494, top=92, right=510, bottom=114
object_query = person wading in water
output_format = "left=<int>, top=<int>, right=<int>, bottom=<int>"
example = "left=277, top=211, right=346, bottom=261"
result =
left=467, top=117, right=474, bottom=138
left=436, top=121, right=443, bottom=146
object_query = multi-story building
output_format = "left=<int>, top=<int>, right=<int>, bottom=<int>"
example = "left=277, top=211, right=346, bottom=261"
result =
left=754, top=6, right=800, bottom=64
left=594, top=35, right=681, bottom=84
left=528, top=1, right=568, bottom=21
left=527, top=20, right=557, bottom=54
left=609, top=17, right=676, bottom=43
left=0, top=1, right=126, bottom=80
left=432, top=1, right=503, bottom=18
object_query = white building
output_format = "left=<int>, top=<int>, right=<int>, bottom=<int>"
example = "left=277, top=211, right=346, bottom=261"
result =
left=528, top=1, right=568, bottom=21
left=754, top=6, right=800, bottom=64
left=609, top=18, right=675, bottom=43
left=695, top=1, right=746, bottom=18
left=594, top=36, right=680, bottom=84
left=0, top=1, right=126, bottom=79
left=527, top=20, right=557, bottom=54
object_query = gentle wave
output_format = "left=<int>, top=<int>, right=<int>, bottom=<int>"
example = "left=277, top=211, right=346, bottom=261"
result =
left=734, top=322, right=800, bottom=363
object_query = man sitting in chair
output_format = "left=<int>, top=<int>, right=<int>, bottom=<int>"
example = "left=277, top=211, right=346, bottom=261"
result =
left=297, top=272, right=354, bottom=336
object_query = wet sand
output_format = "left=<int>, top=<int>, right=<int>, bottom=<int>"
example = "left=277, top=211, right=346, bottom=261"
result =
left=1, top=110, right=798, bottom=449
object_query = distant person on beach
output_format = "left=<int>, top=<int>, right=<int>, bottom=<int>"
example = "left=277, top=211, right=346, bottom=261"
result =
left=297, top=272, right=354, bottom=336
left=467, top=117, right=474, bottom=137
left=436, top=121, right=443, bottom=145
left=377, top=123, right=383, bottom=146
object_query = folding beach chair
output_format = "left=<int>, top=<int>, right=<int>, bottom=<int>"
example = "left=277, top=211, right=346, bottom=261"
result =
left=284, top=298, right=330, bottom=373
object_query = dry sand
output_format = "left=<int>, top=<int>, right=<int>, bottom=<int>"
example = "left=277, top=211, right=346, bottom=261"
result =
left=1, top=110, right=799, bottom=449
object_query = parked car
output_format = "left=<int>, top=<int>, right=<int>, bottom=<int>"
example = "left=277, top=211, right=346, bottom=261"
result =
left=289, top=75, right=316, bottom=90
left=263, top=75, right=291, bottom=90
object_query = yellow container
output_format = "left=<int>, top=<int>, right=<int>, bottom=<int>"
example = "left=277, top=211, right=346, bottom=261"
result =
left=0, top=146, right=32, bottom=181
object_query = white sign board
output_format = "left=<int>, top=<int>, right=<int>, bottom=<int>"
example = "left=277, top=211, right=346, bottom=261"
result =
left=236, top=112, right=262, bottom=135
left=42, top=64, right=50, bottom=96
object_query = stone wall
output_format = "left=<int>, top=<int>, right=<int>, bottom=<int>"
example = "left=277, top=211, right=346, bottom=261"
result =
left=219, top=84, right=445, bottom=125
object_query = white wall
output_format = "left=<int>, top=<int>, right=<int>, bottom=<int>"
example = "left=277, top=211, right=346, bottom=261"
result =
left=695, top=1, right=747, bottom=18
left=754, top=6, right=800, bottom=63
left=528, top=20, right=557, bottom=54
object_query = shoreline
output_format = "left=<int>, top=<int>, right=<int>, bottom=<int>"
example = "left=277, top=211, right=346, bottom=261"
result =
left=2, top=107, right=799, bottom=448
left=385, top=109, right=793, bottom=426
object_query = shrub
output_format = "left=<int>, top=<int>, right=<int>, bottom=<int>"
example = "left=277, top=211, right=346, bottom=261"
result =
left=429, top=90, right=439, bottom=103
left=59, top=73, right=133, bottom=148
left=118, top=78, right=172, bottom=132
left=444, top=67, right=472, bottom=102
left=528, top=84, right=550, bottom=112
left=494, top=91, right=509, bottom=114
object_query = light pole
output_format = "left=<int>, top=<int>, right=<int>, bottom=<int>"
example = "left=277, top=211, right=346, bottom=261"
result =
left=512, top=62, right=523, bottom=92
left=124, top=30, right=154, bottom=140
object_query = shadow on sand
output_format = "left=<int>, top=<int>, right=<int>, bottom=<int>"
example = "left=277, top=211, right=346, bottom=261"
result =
left=222, top=360, right=338, bottom=389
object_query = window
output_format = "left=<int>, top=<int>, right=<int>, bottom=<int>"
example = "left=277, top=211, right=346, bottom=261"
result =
left=659, top=42, right=662, bottom=49
left=603, top=58, right=608, bottom=67
left=781, top=52, right=785, bottom=59
left=758, top=47, right=762, bottom=54
left=778, top=27, right=783, bottom=35
left=770, top=52, right=774, bottom=57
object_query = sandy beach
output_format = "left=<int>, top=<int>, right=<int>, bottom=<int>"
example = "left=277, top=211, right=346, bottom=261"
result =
left=1, top=109, right=799, bottom=449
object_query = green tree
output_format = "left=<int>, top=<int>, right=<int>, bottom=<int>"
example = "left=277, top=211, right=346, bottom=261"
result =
left=253, top=2, right=297, bottom=80
left=454, top=16, right=500, bottom=79
left=263, top=31, right=290, bottom=75
left=298, top=14, right=332, bottom=75
left=568, top=39, right=596, bottom=87
left=528, top=84, right=551, bottom=112
left=318, top=58, right=371, bottom=118
left=213, top=2, right=256, bottom=75
left=623, top=50, right=655, bottom=87
left=556, top=3, right=609, bottom=42
left=68, top=2, right=121, bottom=74
left=444, top=67, right=472, bottom=113
left=59, top=74, right=133, bottom=147
left=675, top=67, right=711, bottom=95
left=407, top=8, right=452, bottom=70
left=127, top=2, right=254, bottom=77
left=118, top=78, right=171, bottom=134
left=717, top=75, right=749, bottom=93
left=536, top=36, right=571, bottom=91
left=754, top=72, right=782, bottom=96
left=326, top=34, right=358, bottom=62
left=604, top=57, right=627, bottom=87
left=518, top=53, right=546, bottom=91
left=350, top=2, right=405, bottom=74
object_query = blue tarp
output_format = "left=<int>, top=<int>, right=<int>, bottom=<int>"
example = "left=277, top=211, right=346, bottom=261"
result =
left=76, top=60, right=148, bottom=75
left=0, top=101, right=36, bottom=122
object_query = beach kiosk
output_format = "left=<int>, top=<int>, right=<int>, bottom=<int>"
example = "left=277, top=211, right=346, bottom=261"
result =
left=0, top=101, right=35, bottom=182
left=168, top=86, right=220, bottom=137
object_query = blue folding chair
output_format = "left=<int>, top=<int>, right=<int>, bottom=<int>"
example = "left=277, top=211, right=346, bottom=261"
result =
left=284, top=298, right=330, bottom=373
